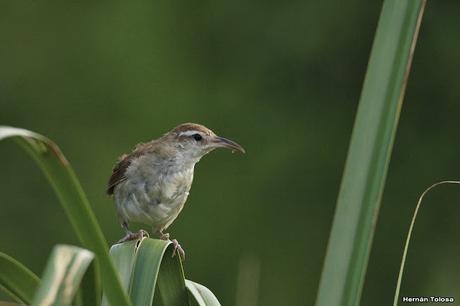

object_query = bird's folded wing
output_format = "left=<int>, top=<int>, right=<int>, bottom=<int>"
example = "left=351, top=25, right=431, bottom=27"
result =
left=107, top=152, right=140, bottom=195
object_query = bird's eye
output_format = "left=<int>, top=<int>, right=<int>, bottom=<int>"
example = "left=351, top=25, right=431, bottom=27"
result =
left=193, top=134, right=202, bottom=141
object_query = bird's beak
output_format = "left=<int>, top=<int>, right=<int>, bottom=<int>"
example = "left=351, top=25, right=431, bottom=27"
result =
left=211, top=136, right=246, bottom=153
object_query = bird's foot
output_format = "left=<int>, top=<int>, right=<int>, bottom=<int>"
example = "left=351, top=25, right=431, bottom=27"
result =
left=158, top=232, right=185, bottom=260
left=139, top=229, right=149, bottom=238
left=117, top=229, right=149, bottom=244
left=171, top=239, right=185, bottom=261
left=159, top=232, right=170, bottom=240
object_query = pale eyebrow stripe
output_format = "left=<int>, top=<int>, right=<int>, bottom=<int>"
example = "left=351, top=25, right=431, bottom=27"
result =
left=178, top=130, right=202, bottom=137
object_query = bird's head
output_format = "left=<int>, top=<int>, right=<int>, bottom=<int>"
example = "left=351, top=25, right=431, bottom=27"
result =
left=163, top=123, right=245, bottom=162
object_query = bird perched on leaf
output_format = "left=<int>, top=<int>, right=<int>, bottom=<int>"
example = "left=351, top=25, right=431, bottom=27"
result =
left=107, top=123, right=245, bottom=259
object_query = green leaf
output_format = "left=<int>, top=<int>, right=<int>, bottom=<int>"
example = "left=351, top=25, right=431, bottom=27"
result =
left=104, top=238, right=190, bottom=306
left=315, top=1, right=427, bottom=306
left=101, top=241, right=139, bottom=306
left=0, top=126, right=131, bottom=306
left=125, top=238, right=188, bottom=306
left=0, top=252, right=40, bottom=304
left=129, top=239, right=172, bottom=306
left=147, top=241, right=188, bottom=306
left=78, top=252, right=101, bottom=306
left=31, top=245, right=94, bottom=306
left=185, top=280, right=221, bottom=306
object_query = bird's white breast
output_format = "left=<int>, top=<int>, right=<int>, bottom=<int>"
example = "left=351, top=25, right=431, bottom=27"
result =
left=114, top=154, right=195, bottom=231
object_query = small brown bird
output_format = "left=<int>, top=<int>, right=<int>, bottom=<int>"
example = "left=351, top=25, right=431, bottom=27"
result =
left=107, top=123, right=245, bottom=258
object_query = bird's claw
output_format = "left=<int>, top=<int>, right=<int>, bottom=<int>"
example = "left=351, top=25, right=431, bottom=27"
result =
left=158, top=232, right=185, bottom=260
left=159, top=232, right=170, bottom=240
left=117, top=229, right=149, bottom=244
left=171, top=239, right=185, bottom=261
left=139, top=229, right=150, bottom=238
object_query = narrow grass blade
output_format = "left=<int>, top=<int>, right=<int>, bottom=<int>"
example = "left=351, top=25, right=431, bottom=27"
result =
left=315, top=1, right=426, bottom=306
left=31, top=245, right=93, bottom=306
left=186, top=280, right=221, bottom=306
left=393, top=181, right=460, bottom=306
left=0, top=252, right=40, bottom=304
left=0, top=127, right=131, bottom=306
left=0, top=302, right=25, bottom=306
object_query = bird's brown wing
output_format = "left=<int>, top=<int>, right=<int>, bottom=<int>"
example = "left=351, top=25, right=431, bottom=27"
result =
left=107, top=151, right=142, bottom=195
left=107, top=141, right=156, bottom=195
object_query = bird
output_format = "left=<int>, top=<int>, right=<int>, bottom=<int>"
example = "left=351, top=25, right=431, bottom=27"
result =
left=107, top=123, right=245, bottom=259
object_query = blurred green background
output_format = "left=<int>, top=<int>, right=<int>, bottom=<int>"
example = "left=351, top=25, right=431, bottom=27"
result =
left=1, top=1, right=460, bottom=305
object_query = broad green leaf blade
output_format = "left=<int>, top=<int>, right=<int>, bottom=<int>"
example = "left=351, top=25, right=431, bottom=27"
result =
left=0, top=252, right=40, bottom=304
left=31, top=245, right=94, bottom=306
left=101, top=240, right=139, bottom=306
left=105, top=238, right=190, bottom=306
left=153, top=243, right=188, bottom=306
left=315, top=1, right=426, bottom=306
left=393, top=181, right=460, bottom=306
left=107, top=240, right=139, bottom=292
left=0, top=127, right=131, bottom=306
left=129, top=238, right=169, bottom=306
left=130, top=239, right=188, bottom=306
left=0, top=302, right=25, bottom=306
left=185, top=280, right=221, bottom=306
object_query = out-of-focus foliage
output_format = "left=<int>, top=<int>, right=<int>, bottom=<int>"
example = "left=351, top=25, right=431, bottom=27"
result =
left=30, top=245, right=94, bottom=306
left=0, top=252, right=39, bottom=304
left=317, top=1, right=426, bottom=306
left=393, top=181, right=460, bottom=306
left=1, top=1, right=460, bottom=305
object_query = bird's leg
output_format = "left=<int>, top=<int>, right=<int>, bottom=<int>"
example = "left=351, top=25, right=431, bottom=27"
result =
left=117, top=222, right=149, bottom=244
left=157, top=230, right=185, bottom=260
left=139, top=229, right=150, bottom=238
left=171, top=239, right=185, bottom=260
left=158, top=231, right=170, bottom=241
